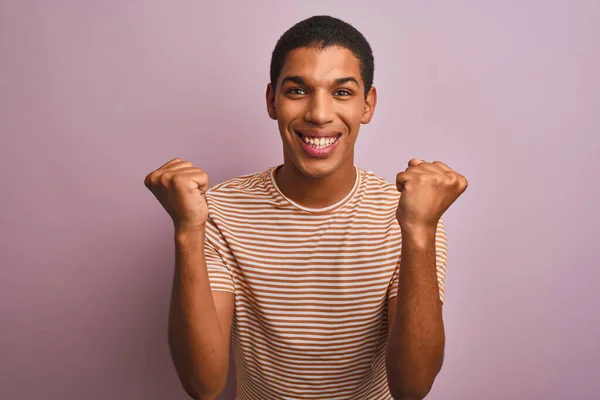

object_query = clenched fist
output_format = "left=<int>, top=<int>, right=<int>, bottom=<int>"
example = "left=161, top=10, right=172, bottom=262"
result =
left=396, top=159, right=468, bottom=232
left=144, top=158, right=209, bottom=232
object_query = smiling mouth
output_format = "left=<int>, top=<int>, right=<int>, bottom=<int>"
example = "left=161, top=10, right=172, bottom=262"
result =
left=296, top=132, right=342, bottom=150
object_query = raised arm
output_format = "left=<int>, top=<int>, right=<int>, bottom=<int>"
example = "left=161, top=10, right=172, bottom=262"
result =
left=145, top=158, right=234, bottom=399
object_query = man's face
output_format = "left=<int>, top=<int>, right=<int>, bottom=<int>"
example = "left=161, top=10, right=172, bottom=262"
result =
left=267, top=46, right=377, bottom=179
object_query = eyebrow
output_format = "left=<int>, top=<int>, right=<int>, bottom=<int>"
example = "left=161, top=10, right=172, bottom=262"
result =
left=280, top=75, right=360, bottom=87
left=334, top=77, right=360, bottom=86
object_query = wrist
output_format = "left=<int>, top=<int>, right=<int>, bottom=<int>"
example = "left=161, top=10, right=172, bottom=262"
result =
left=400, top=223, right=437, bottom=248
left=174, top=225, right=206, bottom=244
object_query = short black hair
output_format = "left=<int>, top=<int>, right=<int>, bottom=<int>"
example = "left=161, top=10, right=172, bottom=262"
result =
left=270, top=15, right=374, bottom=97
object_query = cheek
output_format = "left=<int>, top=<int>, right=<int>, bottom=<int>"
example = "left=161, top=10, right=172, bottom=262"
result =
left=277, top=98, right=305, bottom=121
left=275, top=103, right=294, bottom=134
left=339, top=104, right=365, bottom=132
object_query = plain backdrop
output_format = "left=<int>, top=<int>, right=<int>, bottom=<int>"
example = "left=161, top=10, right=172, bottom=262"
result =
left=1, top=1, right=599, bottom=399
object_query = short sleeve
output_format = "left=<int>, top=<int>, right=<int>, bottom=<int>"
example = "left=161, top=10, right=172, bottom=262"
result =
left=388, top=217, right=448, bottom=304
left=204, top=215, right=236, bottom=294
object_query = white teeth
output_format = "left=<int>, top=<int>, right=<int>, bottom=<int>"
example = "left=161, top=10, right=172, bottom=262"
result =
left=301, top=134, right=338, bottom=149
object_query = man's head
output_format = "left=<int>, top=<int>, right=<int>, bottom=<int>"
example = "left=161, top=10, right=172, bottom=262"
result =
left=266, top=16, right=377, bottom=180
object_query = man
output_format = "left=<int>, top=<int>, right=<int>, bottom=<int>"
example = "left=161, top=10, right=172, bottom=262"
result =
left=144, top=15, right=468, bottom=400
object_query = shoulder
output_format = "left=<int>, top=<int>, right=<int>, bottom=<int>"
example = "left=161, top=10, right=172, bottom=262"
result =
left=358, top=168, right=401, bottom=206
left=205, top=167, right=276, bottom=209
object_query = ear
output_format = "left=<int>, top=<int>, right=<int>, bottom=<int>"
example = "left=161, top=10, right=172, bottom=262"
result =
left=266, top=83, right=277, bottom=120
left=361, top=86, right=377, bottom=124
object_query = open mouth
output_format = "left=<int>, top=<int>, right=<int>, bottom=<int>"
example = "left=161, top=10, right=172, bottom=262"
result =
left=295, top=132, right=342, bottom=157
left=296, top=132, right=341, bottom=149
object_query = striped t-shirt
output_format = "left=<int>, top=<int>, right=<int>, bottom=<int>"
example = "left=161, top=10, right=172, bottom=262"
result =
left=204, top=165, right=448, bottom=400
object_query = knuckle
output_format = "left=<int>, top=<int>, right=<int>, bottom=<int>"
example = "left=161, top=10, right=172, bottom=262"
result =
left=159, top=172, right=172, bottom=186
left=144, top=174, right=152, bottom=187
left=147, top=171, right=159, bottom=186
left=446, top=172, right=458, bottom=183
left=172, top=173, right=187, bottom=185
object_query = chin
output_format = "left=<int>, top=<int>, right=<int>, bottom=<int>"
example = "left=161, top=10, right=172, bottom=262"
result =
left=293, top=158, right=340, bottom=179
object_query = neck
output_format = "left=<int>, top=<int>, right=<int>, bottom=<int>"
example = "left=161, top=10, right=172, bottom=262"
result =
left=275, top=160, right=357, bottom=209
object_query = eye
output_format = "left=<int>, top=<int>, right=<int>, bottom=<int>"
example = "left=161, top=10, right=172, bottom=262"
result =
left=334, top=89, right=352, bottom=97
left=287, top=88, right=306, bottom=95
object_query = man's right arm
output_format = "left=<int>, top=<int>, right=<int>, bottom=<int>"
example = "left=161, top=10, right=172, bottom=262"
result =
left=168, top=228, right=234, bottom=400
left=144, top=158, right=234, bottom=399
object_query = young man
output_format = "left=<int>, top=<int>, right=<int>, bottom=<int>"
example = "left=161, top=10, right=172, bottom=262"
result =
left=145, top=15, right=468, bottom=400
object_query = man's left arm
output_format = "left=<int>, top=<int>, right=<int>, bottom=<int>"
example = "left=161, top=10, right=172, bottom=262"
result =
left=385, top=159, right=468, bottom=400
left=386, top=222, right=446, bottom=400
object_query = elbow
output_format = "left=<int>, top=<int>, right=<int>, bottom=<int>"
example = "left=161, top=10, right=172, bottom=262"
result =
left=181, top=376, right=228, bottom=400
left=173, top=353, right=229, bottom=400
left=388, top=370, right=435, bottom=400
left=390, top=387, right=432, bottom=400
left=386, top=350, right=444, bottom=399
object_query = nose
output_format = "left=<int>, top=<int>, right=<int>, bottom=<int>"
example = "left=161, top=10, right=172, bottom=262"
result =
left=304, top=90, right=334, bottom=125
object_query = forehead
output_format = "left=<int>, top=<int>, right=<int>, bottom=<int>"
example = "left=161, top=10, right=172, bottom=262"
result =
left=279, top=46, right=363, bottom=86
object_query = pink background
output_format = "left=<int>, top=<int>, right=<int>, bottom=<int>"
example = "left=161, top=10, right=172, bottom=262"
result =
left=1, top=1, right=599, bottom=399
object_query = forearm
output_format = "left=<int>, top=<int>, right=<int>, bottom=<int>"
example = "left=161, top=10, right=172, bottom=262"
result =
left=168, top=228, right=228, bottom=400
left=386, top=226, right=445, bottom=399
